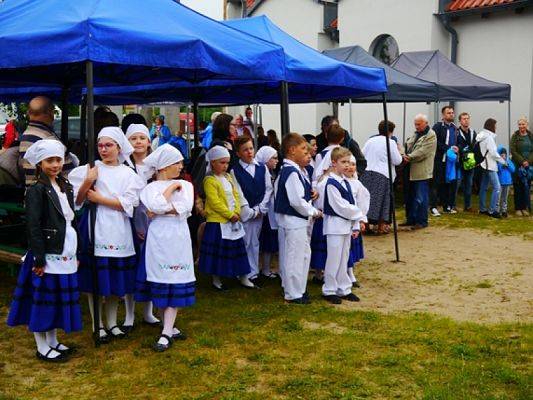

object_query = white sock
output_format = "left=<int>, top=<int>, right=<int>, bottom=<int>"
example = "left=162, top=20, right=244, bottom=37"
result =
left=239, top=275, right=254, bottom=287
left=34, top=332, right=60, bottom=358
left=87, top=293, right=104, bottom=331
left=45, top=329, right=68, bottom=351
left=212, top=275, right=222, bottom=289
left=262, top=253, right=272, bottom=275
left=172, top=327, right=181, bottom=335
left=158, top=307, right=178, bottom=345
left=123, top=294, right=135, bottom=326
left=105, top=297, right=123, bottom=335
left=143, top=302, right=160, bottom=324
left=348, top=267, right=356, bottom=283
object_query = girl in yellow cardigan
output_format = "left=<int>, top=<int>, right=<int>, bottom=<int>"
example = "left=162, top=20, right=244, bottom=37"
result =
left=198, top=146, right=253, bottom=290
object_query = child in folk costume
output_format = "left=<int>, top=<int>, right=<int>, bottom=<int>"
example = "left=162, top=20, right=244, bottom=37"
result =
left=345, top=155, right=370, bottom=287
left=255, top=146, right=280, bottom=279
left=230, top=137, right=273, bottom=284
left=122, top=123, right=160, bottom=333
left=7, top=140, right=81, bottom=362
left=312, top=125, right=345, bottom=182
left=303, top=134, right=318, bottom=179
left=322, top=147, right=364, bottom=304
left=69, top=127, right=144, bottom=342
left=309, top=161, right=329, bottom=285
left=198, top=146, right=252, bottom=290
left=135, top=144, right=195, bottom=352
left=274, top=133, right=321, bottom=304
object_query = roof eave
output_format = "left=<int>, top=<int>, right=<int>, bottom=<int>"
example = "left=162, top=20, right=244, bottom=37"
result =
left=437, top=0, right=533, bottom=19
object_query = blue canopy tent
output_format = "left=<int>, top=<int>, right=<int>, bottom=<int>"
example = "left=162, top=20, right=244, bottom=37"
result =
left=0, top=0, right=288, bottom=345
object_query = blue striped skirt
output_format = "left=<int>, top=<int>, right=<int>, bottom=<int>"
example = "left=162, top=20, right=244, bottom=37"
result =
left=134, top=240, right=195, bottom=308
left=348, top=235, right=364, bottom=268
left=310, top=218, right=327, bottom=271
left=259, top=216, right=278, bottom=253
left=199, top=222, right=251, bottom=277
left=77, top=207, right=137, bottom=296
left=7, top=252, right=82, bottom=333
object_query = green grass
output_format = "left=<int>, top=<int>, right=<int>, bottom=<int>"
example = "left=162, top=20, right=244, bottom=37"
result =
left=0, top=270, right=531, bottom=400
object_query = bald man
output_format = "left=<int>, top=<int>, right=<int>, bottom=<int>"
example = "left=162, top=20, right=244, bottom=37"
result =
left=18, top=96, right=76, bottom=186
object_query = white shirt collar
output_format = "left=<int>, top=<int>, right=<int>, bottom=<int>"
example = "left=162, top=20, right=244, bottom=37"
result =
left=283, top=159, right=300, bottom=169
left=239, top=159, right=258, bottom=169
left=329, top=172, right=344, bottom=183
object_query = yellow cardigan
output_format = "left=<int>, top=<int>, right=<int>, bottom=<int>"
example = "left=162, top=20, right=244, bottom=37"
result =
left=203, top=173, right=240, bottom=223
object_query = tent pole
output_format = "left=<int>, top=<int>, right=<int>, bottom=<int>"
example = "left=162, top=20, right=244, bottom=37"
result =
left=332, top=102, right=339, bottom=118
left=186, top=104, right=191, bottom=159
left=349, top=99, right=353, bottom=135
left=253, top=104, right=259, bottom=148
left=60, top=84, right=70, bottom=145
left=382, top=94, right=400, bottom=263
left=507, top=100, right=511, bottom=149
left=86, top=60, right=100, bottom=347
left=402, top=102, right=406, bottom=146
left=79, top=95, right=87, bottom=165
left=280, top=81, right=290, bottom=136
left=193, top=101, right=199, bottom=148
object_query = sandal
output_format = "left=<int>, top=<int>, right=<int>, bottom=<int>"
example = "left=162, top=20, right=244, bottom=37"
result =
left=121, top=325, right=134, bottom=334
left=52, top=343, right=75, bottom=356
left=108, top=325, right=126, bottom=339
left=36, top=348, right=69, bottom=363
left=172, top=330, right=187, bottom=341
left=95, top=328, right=111, bottom=345
left=153, top=334, right=173, bottom=352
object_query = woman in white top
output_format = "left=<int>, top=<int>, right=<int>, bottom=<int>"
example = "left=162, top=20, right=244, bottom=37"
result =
left=69, top=127, right=144, bottom=343
left=360, top=120, right=403, bottom=234
left=135, top=144, right=195, bottom=352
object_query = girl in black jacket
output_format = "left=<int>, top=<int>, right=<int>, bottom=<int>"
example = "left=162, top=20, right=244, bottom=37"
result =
left=7, top=140, right=81, bottom=362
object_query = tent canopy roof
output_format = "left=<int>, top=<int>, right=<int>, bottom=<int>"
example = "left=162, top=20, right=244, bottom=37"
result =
left=323, top=45, right=438, bottom=103
left=0, top=0, right=286, bottom=90
left=391, top=50, right=510, bottom=101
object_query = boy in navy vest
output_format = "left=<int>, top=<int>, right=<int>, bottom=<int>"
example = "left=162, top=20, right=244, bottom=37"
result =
left=231, top=136, right=273, bottom=283
left=274, top=133, right=321, bottom=304
left=313, top=125, right=346, bottom=182
left=322, top=147, right=363, bottom=304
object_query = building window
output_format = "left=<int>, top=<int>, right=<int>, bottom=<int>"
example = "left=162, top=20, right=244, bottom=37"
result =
left=370, top=34, right=399, bottom=65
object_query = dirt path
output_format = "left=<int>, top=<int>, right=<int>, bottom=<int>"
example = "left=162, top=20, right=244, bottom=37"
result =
left=345, top=227, right=533, bottom=324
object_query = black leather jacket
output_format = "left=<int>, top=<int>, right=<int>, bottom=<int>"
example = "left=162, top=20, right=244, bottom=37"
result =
left=25, top=174, right=78, bottom=267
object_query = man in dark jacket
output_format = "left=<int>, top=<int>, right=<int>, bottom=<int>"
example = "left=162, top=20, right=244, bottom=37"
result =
left=316, top=115, right=366, bottom=174
left=430, top=105, right=458, bottom=215
left=456, top=112, right=477, bottom=211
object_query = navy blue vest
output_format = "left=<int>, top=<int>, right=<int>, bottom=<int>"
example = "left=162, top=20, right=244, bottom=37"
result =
left=319, top=149, right=329, bottom=159
left=304, top=164, right=314, bottom=181
left=324, top=178, right=355, bottom=220
left=274, top=164, right=312, bottom=219
left=233, top=162, right=266, bottom=208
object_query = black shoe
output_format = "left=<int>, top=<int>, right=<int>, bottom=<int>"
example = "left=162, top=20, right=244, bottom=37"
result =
left=410, top=224, right=426, bottom=230
left=502, top=211, right=508, bottom=218
left=479, top=210, right=489, bottom=216
left=121, top=325, right=134, bottom=334
left=51, top=343, right=75, bottom=356
left=489, top=212, right=501, bottom=219
left=311, top=276, right=324, bottom=285
left=153, top=334, right=173, bottom=352
left=342, top=293, right=360, bottom=302
left=95, top=328, right=111, bottom=344
left=353, top=281, right=361, bottom=288
left=398, top=222, right=413, bottom=227
left=285, top=297, right=308, bottom=304
left=212, top=283, right=228, bottom=291
left=142, top=320, right=161, bottom=327
left=108, top=326, right=127, bottom=339
left=240, top=282, right=260, bottom=290
left=322, top=295, right=342, bottom=304
left=172, top=331, right=187, bottom=340
left=36, top=348, right=69, bottom=363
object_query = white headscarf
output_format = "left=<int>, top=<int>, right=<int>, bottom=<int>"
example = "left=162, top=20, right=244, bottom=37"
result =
left=98, top=126, right=134, bottom=166
left=24, top=139, right=65, bottom=166
left=206, top=145, right=230, bottom=162
left=255, top=146, right=277, bottom=165
left=125, top=124, right=150, bottom=141
left=349, top=155, right=356, bottom=164
left=143, top=144, right=183, bottom=171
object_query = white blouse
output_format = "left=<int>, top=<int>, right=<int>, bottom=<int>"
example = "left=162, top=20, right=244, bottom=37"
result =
left=69, top=160, right=145, bottom=257
left=140, top=180, right=195, bottom=284
left=362, top=135, right=403, bottom=181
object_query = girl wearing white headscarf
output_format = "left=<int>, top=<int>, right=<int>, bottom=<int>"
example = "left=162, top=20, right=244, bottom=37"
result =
left=133, top=145, right=195, bottom=352
left=7, top=139, right=82, bottom=362
left=255, top=146, right=280, bottom=279
left=198, top=146, right=252, bottom=290
left=68, top=127, right=145, bottom=343
left=123, top=123, right=160, bottom=331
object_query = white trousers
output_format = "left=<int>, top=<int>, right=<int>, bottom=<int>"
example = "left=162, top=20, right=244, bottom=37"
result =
left=243, top=216, right=263, bottom=279
left=278, top=226, right=310, bottom=300
left=322, top=234, right=352, bottom=297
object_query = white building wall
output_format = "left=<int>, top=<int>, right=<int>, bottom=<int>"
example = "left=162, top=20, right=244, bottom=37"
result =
left=451, top=9, right=533, bottom=148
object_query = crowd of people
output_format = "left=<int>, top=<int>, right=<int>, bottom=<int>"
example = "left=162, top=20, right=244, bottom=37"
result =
left=1, top=96, right=531, bottom=362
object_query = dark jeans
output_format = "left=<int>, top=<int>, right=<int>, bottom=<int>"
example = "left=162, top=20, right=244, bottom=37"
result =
left=406, top=179, right=429, bottom=227
left=458, top=168, right=474, bottom=210
left=513, top=173, right=531, bottom=211
left=429, top=162, right=457, bottom=210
